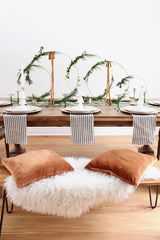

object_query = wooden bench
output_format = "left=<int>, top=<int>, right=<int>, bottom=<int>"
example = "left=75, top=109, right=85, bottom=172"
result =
left=0, top=162, right=160, bottom=236
left=139, top=161, right=160, bottom=209
left=139, top=130, right=160, bottom=208
left=0, top=129, right=160, bottom=236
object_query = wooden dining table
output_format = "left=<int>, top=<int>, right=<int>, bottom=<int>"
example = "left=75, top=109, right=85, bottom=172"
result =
left=0, top=105, right=160, bottom=156
left=1, top=105, right=160, bottom=127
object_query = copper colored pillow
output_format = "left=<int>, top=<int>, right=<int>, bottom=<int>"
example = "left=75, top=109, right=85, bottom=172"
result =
left=85, top=149, right=157, bottom=186
left=2, top=149, right=74, bottom=188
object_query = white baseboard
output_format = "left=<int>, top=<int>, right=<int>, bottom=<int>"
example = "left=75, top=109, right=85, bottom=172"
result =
left=27, top=127, right=159, bottom=136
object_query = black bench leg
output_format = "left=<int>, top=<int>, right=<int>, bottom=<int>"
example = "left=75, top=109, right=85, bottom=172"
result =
left=148, top=186, right=159, bottom=209
left=6, top=197, right=14, bottom=214
left=0, top=189, right=14, bottom=236
left=0, top=189, right=6, bottom=236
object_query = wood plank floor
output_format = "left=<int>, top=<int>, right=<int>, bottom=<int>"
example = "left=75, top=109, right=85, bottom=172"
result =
left=0, top=136, right=160, bottom=240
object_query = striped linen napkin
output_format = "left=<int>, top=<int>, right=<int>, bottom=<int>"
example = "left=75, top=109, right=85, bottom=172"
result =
left=132, top=115, right=156, bottom=145
left=70, top=113, right=95, bottom=145
left=4, top=114, right=27, bottom=144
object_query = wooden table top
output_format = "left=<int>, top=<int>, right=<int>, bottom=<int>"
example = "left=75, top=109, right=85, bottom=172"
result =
left=0, top=106, right=160, bottom=127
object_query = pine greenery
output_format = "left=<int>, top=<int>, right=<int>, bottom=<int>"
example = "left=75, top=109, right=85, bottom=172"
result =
left=65, top=51, right=98, bottom=79
left=18, top=48, right=133, bottom=104
left=83, top=60, right=107, bottom=82
left=28, top=87, right=78, bottom=104
left=17, top=46, right=51, bottom=85
left=116, top=75, right=133, bottom=88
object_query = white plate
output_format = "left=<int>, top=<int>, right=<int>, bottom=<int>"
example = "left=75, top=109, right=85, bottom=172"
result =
left=66, top=106, right=97, bottom=111
left=0, top=101, right=10, bottom=106
left=121, top=106, right=157, bottom=114
left=4, top=106, right=41, bottom=114
left=62, top=106, right=100, bottom=113
left=148, top=100, right=160, bottom=106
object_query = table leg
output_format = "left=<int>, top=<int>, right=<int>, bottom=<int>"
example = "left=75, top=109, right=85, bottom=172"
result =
left=9, top=144, right=26, bottom=157
left=138, top=145, right=154, bottom=156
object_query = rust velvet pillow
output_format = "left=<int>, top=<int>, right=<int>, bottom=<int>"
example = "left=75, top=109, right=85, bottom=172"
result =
left=2, top=149, right=74, bottom=188
left=85, top=149, right=157, bottom=186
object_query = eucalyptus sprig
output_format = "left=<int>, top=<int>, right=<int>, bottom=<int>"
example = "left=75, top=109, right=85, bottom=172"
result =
left=91, top=88, right=106, bottom=101
left=27, top=90, right=51, bottom=102
left=83, top=59, right=132, bottom=101
left=61, top=87, right=77, bottom=102
left=17, top=46, right=51, bottom=85
left=83, top=60, right=107, bottom=82
left=110, top=75, right=115, bottom=88
left=83, top=89, right=106, bottom=102
left=116, top=75, right=133, bottom=88
left=27, top=87, right=78, bottom=104
left=55, top=87, right=77, bottom=104
left=65, top=51, right=98, bottom=79
left=118, top=88, right=129, bottom=101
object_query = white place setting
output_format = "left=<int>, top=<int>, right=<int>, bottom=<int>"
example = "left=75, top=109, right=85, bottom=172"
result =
left=3, top=66, right=41, bottom=114
left=0, top=101, right=10, bottom=107
left=61, top=80, right=100, bottom=114
left=120, top=85, right=158, bottom=115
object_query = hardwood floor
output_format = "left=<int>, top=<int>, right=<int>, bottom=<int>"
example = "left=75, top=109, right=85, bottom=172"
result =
left=0, top=136, right=159, bottom=240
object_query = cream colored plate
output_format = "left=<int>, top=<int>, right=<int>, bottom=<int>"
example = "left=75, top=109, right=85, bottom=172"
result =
left=120, top=106, right=158, bottom=115
left=61, top=106, right=100, bottom=114
left=3, top=106, right=41, bottom=114
left=0, top=101, right=10, bottom=106
left=148, top=100, right=160, bottom=106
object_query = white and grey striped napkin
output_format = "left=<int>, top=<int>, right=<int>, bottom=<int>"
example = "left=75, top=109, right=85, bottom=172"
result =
left=70, top=114, right=94, bottom=145
left=132, top=115, right=156, bottom=145
left=4, top=114, right=27, bottom=144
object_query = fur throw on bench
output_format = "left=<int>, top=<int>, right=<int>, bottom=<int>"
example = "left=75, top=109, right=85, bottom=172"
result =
left=4, top=156, right=160, bottom=218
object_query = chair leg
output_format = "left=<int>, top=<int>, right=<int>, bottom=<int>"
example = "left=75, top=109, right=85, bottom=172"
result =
left=148, top=186, right=159, bottom=209
left=157, top=129, right=160, bottom=160
left=5, top=198, right=14, bottom=214
left=0, top=190, right=6, bottom=236
left=0, top=189, right=14, bottom=236
left=4, top=139, right=10, bottom=158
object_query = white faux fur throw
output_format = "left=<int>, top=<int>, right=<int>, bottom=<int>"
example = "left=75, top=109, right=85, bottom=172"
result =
left=4, top=157, right=160, bottom=218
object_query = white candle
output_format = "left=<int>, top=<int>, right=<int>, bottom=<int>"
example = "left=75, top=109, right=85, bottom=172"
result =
left=137, top=85, right=144, bottom=108
left=21, top=65, right=24, bottom=88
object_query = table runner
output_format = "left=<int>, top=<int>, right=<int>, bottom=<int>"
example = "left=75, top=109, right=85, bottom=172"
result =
left=70, top=114, right=94, bottom=145
left=3, top=114, right=27, bottom=144
left=132, top=115, right=156, bottom=145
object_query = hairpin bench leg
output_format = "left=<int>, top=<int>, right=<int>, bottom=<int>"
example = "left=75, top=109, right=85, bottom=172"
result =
left=0, top=189, right=6, bottom=236
left=6, top=198, right=14, bottom=214
left=148, top=186, right=159, bottom=209
left=0, top=189, right=14, bottom=236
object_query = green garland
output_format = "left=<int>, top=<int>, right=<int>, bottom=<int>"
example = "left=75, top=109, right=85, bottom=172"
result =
left=17, top=46, right=51, bottom=85
left=17, top=47, right=133, bottom=104
left=17, top=47, right=78, bottom=103
left=116, top=75, right=133, bottom=88
left=91, top=88, right=106, bottom=101
left=65, top=51, right=98, bottom=79
left=27, top=90, right=51, bottom=102
left=83, top=60, right=133, bottom=101
left=28, top=87, right=78, bottom=104
left=83, top=60, right=107, bottom=82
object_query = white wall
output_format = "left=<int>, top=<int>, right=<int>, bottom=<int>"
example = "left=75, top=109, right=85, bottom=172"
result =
left=0, top=0, right=160, bottom=99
